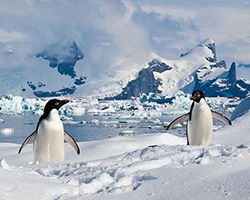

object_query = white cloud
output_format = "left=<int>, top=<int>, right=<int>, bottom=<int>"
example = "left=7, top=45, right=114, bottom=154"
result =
left=1, top=0, right=249, bottom=68
left=0, top=30, right=26, bottom=43
left=135, top=0, right=250, bottom=64
left=0, top=0, right=250, bottom=96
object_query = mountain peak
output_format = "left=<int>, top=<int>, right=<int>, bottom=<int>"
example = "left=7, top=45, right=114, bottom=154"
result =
left=36, top=41, right=84, bottom=78
left=199, top=38, right=215, bottom=46
left=180, top=38, right=216, bottom=62
left=108, top=38, right=250, bottom=99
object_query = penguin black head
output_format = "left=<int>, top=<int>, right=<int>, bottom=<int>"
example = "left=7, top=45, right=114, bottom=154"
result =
left=44, top=99, right=69, bottom=114
left=190, top=90, right=205, bottom=103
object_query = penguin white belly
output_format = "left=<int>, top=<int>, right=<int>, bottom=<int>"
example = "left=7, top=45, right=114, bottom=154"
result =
left=188, top=100, right=213, bottom=146
left=34, top=110, right=65, bottom=163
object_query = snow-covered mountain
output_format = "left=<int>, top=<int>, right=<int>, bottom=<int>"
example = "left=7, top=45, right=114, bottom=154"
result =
left=1, top=38, right=249, bottom=98
left=36, top=41, right=84, bottom=79
left=0, top=41, right=87, bottom=98
left=111, top=38, right=250, bottom=99
left=26, top=41, right=86, bottom=97
left=187, top=62, right=250, bottom=98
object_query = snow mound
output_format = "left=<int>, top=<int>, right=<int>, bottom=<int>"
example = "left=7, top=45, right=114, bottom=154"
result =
left=214, top=110, right=250, bottom=146
left=0, top=159, right=11, bottom=170
left=29, top=144, right=246, bottom=198
left=231, top=96, right=250, bottom=120
left=1, top=141, right=248, bottom=199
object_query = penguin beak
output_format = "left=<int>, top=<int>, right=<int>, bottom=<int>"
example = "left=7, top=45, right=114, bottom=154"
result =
left=190, top=95, right=198, bottom=101
left=58, top=99, right=69, bottom=109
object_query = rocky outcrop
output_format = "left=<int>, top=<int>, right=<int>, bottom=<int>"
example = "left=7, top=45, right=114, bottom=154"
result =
left=110, top=60, right=171, bottom=99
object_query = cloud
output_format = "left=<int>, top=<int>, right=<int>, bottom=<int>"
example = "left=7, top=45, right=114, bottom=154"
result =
left=0, top=29, right=26, bottom=43
left=0, top=0, right=250, bottom=96
left=135, top=0, right=250, bottom=64
left=2, top=0, right=249, bottom=69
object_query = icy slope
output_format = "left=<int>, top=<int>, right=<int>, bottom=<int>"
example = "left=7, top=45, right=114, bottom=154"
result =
left=0, top=110, right=249, bottom=199
left=231, top=96, right=250, bottom=120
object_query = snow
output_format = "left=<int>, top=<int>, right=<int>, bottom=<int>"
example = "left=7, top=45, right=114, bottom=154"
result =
left=0, top=97, right=249, bottom=199
left=231, top=96, right=250, bottom=120
left=148, top=38, right=226, bottom=96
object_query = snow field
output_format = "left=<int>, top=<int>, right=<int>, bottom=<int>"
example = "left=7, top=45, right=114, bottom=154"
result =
left=0, top=122, right=249, bottom=200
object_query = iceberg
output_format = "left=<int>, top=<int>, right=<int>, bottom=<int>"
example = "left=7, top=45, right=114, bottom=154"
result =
left=0, top=95, right=41, bottom=113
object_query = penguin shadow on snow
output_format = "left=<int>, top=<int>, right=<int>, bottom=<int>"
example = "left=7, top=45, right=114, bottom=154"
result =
left=18, top=99, right=80, bottom=163
left=167, top=90, right=232, bottom=146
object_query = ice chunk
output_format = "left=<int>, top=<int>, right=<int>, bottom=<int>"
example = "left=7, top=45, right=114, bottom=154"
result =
left=1, top=128, right=14, bottom=135
left=34, top=109, right=43, bottom=115
left=89, top=119, right=100, bottom=125
left=0, top=95, right=41, bottom=113
left=87, top=98, right=99, bottom=106
left=0, top=159, right=11, bottom=170
left=60, top=115, right=74, bottom=121
left=61, top=105, right=86, bottom=116
left=119, top=130, right=135, bottom=136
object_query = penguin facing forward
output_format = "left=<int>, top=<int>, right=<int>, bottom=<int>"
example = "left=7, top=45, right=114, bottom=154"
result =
left=166, top=90, right=232, bottom=146
left=18, top=99, right=80, bottom=163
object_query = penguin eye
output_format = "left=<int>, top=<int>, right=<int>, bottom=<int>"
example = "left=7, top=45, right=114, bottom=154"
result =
left=197, top=93, right=200, bottom=97
left=55, top=102, right=59, bottom=106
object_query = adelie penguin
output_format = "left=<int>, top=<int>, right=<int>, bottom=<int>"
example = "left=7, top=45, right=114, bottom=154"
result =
left=18, top=99, right=80, bottom=163
left=166, top=90, right=232, bottom=146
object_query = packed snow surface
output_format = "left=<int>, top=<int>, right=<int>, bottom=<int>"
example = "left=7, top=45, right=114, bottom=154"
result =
left=0, top=96, right=249, bottom=199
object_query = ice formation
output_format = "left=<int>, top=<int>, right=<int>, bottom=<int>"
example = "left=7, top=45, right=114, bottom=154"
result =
left=1, top=128, right=14, bottom=136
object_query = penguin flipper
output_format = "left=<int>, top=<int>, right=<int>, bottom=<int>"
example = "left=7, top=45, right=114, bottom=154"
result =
left=18, top=131, right=37, bottom=154
left=166, top=113, right=189, bottom=130
left=212, top=110, right=232, bottom=125
left=64, top=131, right=80, bottom=155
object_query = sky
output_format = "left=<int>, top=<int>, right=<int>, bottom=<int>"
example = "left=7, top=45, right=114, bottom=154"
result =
left=0, top=0, right=250, bottom=95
